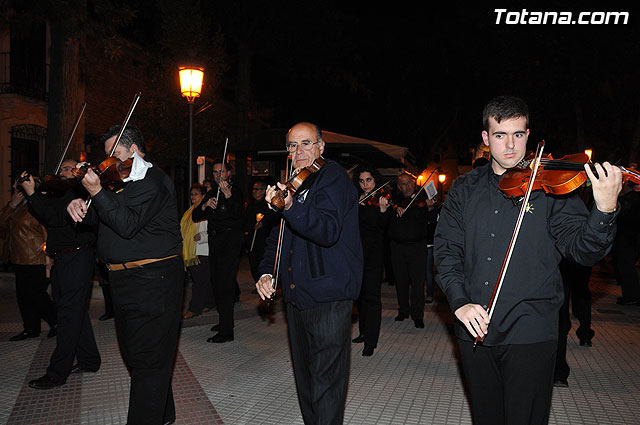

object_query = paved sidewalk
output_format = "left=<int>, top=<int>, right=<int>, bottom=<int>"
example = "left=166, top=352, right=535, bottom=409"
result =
left=0, top=257, right=639, bottom=424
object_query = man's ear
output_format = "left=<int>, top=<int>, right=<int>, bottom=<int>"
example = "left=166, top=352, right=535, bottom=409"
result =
left=318, top=140, right=325, bottom=155
left=481, top=131, right=489, bottom=147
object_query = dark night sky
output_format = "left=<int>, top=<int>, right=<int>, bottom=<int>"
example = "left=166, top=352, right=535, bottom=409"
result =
left=130, top=2, right=640, bottom=166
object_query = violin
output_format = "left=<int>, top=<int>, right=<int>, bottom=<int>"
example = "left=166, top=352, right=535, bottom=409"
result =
left=270, top=157, right=326, bottom=212
left=79, top=93, right=141, bottom=197
left=74, top=157, right=133, bottom=192
left=499, top=150, right=640, bottom=197
left=361, top=187, right=394, bottom=209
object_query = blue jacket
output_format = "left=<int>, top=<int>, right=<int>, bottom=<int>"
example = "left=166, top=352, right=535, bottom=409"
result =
left=259, top=159, right=363, bottom=310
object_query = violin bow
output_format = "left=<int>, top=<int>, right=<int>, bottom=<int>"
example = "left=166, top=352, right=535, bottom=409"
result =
left=215, top=137, right=230, bottom=204
left=86, top=92, right=141, bottom=208
left=269, top=155, right=294, bottom=303
left=54, top=103, right=86, bottom=175
left=108, top=92, right=141, bottom=158
left=474, top=141, right=546, bottom=348
left=359, top=181, right=390, bottom=205
left=402, top=167, right=440, bottom=212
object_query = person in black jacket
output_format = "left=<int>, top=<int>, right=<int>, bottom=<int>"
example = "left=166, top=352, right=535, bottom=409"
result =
left=67, top=125, right=183, bottom=425
left=244, top=180, right=279, bottom=282
left=389, top=173, right=428, bottom=328
left=20, top=159, right=100, bottom=390
left=351, top=166, right=390, bottom=357
left=434, top=96, right=623, bottom=425
left=192, top=159, right=244, bottom=343
left=256, top=122, right=363, bottom=425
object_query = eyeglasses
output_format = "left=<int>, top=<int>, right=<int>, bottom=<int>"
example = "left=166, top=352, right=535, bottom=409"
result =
left=285, top=140, right=318, bottom=153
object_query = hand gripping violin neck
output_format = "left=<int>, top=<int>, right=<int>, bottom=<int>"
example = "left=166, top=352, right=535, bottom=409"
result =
left=270, top=157, right=326, bottom=212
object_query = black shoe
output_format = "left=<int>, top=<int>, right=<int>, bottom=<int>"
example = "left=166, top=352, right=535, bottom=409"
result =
left=616, top=297, right=640, bottom=305
left=163, top=419, right=176, bottom=425
left=414, top=319, right=425, bottom=328
left=395, top=313, right=407, bottom=322
left=71, top=363, right=98, bottom=374
left=362, top=346, right=374, bottom=357
left=425, top=296, right=434, bottom=304
left=99, top=313, right=114, bottom=321
left=553, top=378, right=568, bottom=388
left=210, top=324, right=219, bottom=332
left=207, top=333, right=234, bottom=343
left=352, top=335, right=365, bottom=344
left=28, top=374, right=63, bottom=390
left=47, top=327, right=57, bottom=338
left=579, top=338, right=593, bottom=347
left=9, top=331, right=39, bottom=341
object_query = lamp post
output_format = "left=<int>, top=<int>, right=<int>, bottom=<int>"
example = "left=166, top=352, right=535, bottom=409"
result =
left=438, top=173, right=446, bottom=203
left=179, top=66, right=204, bottom=187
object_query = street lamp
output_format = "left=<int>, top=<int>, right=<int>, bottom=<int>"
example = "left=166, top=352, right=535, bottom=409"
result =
left=179, top=66, right=204, bottom=187
left=438, top=173, right=446, bottom=202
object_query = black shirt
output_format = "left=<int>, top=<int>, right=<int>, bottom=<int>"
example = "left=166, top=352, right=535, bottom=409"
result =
left=192, top=182, right=243, bottom=232
left=87, top=165, right=182, bottom=264
left=388, top=192, right=428, bottom=243
left=434, top=163, right=617, bottom=345
left=27, top=185, right=96, bottom=254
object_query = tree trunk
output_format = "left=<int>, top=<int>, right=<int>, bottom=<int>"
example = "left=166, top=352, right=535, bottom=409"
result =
left=45, top=11, right=85, bottom=174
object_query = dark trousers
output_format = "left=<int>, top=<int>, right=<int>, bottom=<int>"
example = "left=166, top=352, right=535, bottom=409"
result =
left=556, top=260, right=593, bottom=380
left=13, top=264, right=56, bottom=335
left=97, top=262, right=114, bottom=316
left=390, top=240, right=426, bottom=320
left=287, top=300, right=352, bottom=425
left=458, top=339, right=557, bottom=425
left=187, top=255, right=214, bottom=314
left=357, top=257, right=382, bottom=348
left=425, top=246, right=434, bottom=298
left=109, top=256, right=184, bottom=425
left=46, top=248, right=100, bottom=383
left=209, top=229, right=243, bottom=335
left=614, top=232, right=640, bottom=301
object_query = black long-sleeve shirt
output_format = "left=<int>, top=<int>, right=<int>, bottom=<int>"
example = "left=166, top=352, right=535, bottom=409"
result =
left=27, top=186, right=96, bottom=254
left=434, top=164, right=617, bottom=345
left=84, top=165, right=182, bottom=264
left=388, top=193, right=428, bottom=243
left=192, top=183, right=244, bottom=232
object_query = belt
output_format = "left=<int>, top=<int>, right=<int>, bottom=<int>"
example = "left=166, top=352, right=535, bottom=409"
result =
left=48, top=243, right=92, bottom=259
left=106, top=254, right=179, bottom=271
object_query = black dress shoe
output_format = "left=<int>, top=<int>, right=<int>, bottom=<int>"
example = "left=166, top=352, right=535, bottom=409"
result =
left=207, top=333, right=234, bottom=343
left=362, top=346, right=375, bottom=357
left=425, top=296, right=434, bottom=304
left=210, top=324, right=219, bottom=332
left=579, top=338, right=593, bottom=347
left=553, top=378, right=568, bottom=388
left=99, top=313, right=114, bottom=321
left=10, top=331, right=39, bottom=341
left=352, top=335, right=365, bottom=344
left=28, top=374, right=63, bottom=390
left=47, top=327, right=57, bottom=338
left=414, top=319, right=425, bottom=328
left=394, top=313, right=407, bottom=322
left=163, top=419, right=176, bottom=425
left=71, top=363, right=98, bottom=374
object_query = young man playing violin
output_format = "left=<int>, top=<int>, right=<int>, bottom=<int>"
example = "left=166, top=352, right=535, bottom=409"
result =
left=256, top=122, right=363, bottom=425
left=434, top=96, right=623, bottom=425
left=66, top=124, right=183, bottom=425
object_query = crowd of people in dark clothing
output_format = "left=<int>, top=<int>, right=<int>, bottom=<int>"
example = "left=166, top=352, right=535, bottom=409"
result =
left=1, top=98, right=639, bottom=424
